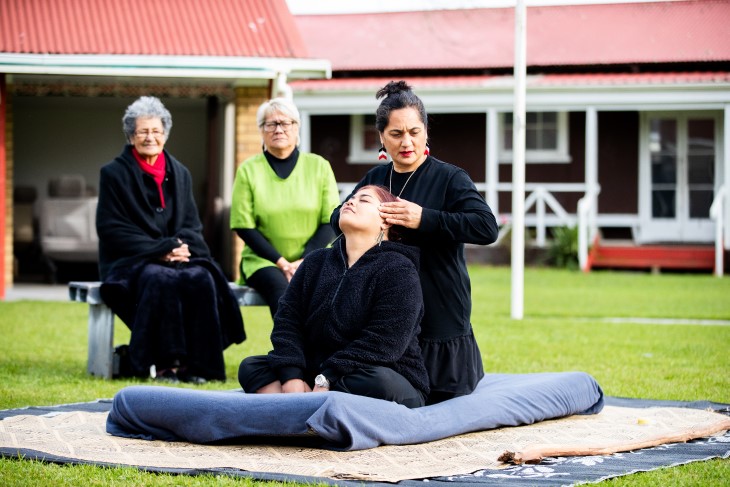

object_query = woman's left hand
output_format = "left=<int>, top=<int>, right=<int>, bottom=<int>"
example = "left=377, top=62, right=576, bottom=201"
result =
left=277, top=257, right=303, bottom=282
left=379, top=198, right=423, bottom=229
left=282, top=378, right=312, bottom=393
left=289, top=258, right=303, bottom=274
left=163, top=242, right=191, bottom=263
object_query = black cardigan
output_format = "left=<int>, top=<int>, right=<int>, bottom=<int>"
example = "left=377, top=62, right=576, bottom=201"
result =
left=268, top=238, right=430, bottom=396
left=96, top=145, right=245, bottom=347
left=331, top=156, right=499, bottom=340
left=96, top=145, right=210, bottom=280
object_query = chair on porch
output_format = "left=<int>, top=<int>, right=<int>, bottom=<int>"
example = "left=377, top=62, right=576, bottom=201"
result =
left=38, top=175, right=99, bottom=282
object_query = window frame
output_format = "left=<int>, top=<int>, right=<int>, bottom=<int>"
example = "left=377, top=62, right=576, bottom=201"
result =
left=347, top=114, right=385, bottom=164
left=499, top=111, right=572, bottom=164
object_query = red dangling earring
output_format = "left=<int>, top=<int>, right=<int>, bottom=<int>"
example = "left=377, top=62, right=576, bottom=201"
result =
left=378, top=145, right=388, bottom=161
left=424, top=144, right=430, bottom=156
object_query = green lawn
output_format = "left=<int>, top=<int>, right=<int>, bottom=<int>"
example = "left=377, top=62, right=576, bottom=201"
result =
left=1, top=266, right=729, bottom=486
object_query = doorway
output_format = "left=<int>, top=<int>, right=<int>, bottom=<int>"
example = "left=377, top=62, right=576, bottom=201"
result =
left=638, top=112, right=721, bottom=243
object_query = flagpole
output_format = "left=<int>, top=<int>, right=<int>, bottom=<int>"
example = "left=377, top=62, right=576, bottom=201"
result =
left=511, top=0, right=527, bottom=320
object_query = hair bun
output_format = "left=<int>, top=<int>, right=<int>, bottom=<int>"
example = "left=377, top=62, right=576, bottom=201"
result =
left=376, top=80, right=412, bottom=100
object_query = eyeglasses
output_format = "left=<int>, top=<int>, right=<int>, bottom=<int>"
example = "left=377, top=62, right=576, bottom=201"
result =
left=262, top=120, right=297, bottom=133
left=134, top=129, right=165, bottom=139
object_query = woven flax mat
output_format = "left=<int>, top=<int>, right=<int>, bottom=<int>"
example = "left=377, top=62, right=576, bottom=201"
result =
left=1, top=405, right=729, bottom=482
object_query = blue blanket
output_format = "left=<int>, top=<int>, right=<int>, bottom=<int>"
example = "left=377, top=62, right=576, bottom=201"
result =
left=107, top=371, right=604, bottom=451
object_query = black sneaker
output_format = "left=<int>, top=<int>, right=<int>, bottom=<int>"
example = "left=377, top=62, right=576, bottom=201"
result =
left=154, top=368, right=179, bottom=384
left=177, top=368, right=207, bottom=385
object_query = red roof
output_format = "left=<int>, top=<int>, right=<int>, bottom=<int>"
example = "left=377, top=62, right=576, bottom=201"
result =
left=291, top=72, right=730, bottom=92
left=0, top=0, right=310, bottom=58
left=294, top=1, right=730, bottom=71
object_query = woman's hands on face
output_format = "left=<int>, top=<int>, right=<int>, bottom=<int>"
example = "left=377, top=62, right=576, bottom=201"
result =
left=162, top=241, right=191, bottom=263
left=281, top=378, right=312, bottom=393
left=379, top=197, right=423, bottom=229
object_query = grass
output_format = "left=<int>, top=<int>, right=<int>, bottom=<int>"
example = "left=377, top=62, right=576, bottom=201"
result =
left=1, top=266, right=729, bottom=485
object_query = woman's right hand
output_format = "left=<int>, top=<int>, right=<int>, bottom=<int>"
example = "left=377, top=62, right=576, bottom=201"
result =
left=379, top=197, right=423, bottom=229
left=276, top=257, right=297, bottom=282
left=281, top=378, right=312, bottom=393
left=162, top=242, right=191, bottom=263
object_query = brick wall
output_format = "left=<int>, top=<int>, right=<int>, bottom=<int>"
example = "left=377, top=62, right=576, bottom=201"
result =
left=231, top=85, right=269, bottom=280
left=2, top=79, right=12, bottom=290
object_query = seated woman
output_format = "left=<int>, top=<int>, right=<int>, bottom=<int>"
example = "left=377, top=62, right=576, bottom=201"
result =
left=230, top=97, right=340, bottom=319
left=96, top=96, right=245, bottom=384
left=238, top=185, right=429, bottom=408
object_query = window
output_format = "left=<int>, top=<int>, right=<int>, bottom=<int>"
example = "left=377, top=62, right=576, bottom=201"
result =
left=500, top=111, right=571, bottom=163
left=347, top=114, right=383, bottom=164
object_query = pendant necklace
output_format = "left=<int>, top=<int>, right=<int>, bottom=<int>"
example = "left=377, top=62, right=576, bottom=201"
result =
left=389, top=163, right=420, bottom=198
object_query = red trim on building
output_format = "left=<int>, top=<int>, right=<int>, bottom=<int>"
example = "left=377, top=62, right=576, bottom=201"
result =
left=589, top=243, right=716, bottom=271
left=291, top=72, right=730, bottom=92
left=291, top=75, right=498, bottom=91
left=536, top=72, right=730, bottom=85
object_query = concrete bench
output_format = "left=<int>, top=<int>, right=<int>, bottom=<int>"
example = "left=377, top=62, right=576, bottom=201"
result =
left=69, top=281, right=266, bottom=379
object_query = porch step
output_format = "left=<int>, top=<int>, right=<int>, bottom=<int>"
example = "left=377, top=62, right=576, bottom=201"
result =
left=589, top=243, right=716, bottom=272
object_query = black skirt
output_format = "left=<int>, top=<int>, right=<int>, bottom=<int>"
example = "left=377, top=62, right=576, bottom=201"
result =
left=100, top=258, right=245, bottom=380
left=420, top=331, right=484, bottom=404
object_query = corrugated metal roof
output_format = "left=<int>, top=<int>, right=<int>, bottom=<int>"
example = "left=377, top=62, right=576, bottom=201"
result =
left=291, top=72, right=730, bottom=92
left=0, top=0, right=310, bottom=59
left=294, top=0, right=730, bottom=71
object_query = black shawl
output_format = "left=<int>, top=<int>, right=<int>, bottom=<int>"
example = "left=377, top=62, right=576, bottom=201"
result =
left=96, top=145, right=245, bottom=348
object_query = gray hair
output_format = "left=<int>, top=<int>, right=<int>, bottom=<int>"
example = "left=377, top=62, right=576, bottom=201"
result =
left=256, top=97, right=301, bottom=128
left=122, top=96, right=173, bottom=142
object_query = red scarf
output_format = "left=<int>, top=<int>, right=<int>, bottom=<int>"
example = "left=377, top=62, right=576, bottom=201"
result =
left=133, top=148, right=167, bottom=208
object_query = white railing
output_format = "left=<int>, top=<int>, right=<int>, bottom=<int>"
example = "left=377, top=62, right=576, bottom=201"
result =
left=577, top=188, right=601, bottom=272
left=523, top=187, right=574, bottom=246
left=477, top=183, right=587, bottom=249
left=341, top=182, right=577, bottom=242
left=342, top=178, right=723, bottom=275
left=709, top=185, right=726, bottom=277
left=342, top=182, right=602, bottom=260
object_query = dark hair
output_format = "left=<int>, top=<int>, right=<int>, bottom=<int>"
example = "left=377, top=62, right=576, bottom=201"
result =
left=358, top=185, right=402, bottom=242
left=374, top=81, right=428, bottom=133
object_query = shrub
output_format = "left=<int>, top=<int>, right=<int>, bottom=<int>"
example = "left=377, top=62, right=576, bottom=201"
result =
left=548, top=225, right=579, bottom=269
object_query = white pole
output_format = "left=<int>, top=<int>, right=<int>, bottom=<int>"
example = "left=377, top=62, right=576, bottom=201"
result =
left=299, top=110, right=311, bottom=154
left=585, top=106, right=598, bottom=237
left=511, top=0, right=527, bottom=320
left=222, top=102, right=235, bottom=205
left=487, top=109, right=499, bottom=217
left=724, top=105, right=730, bottom=252
left=720, top=104, right=730, bottom=276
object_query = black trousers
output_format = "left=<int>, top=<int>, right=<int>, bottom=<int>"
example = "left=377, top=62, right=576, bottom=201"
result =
left=238, top=355, right=426, bottom=409
left=245, top=266, right=289, bottom=318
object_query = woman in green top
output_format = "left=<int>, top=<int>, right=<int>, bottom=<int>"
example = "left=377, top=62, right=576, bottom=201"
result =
left=230, top=98, right=340, bottom=318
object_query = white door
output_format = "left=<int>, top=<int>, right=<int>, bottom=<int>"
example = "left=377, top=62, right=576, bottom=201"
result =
left=638, top=112, right=720, bottom=243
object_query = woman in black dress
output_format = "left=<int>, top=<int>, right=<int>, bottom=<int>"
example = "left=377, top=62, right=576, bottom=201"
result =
left=240, top=185, right=429, bottom=408
left=331, top=81, right=499, bottom=404
left=97, top=96, right=245, bottom=384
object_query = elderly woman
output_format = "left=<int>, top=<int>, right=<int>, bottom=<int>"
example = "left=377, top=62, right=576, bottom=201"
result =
left=230, top=98, right=340, bottom=318
left=96, top=96, right=245, bottom=384
left=331, top=81, right=500, bottom=404
left=239, top=185, right=429, bottom=408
